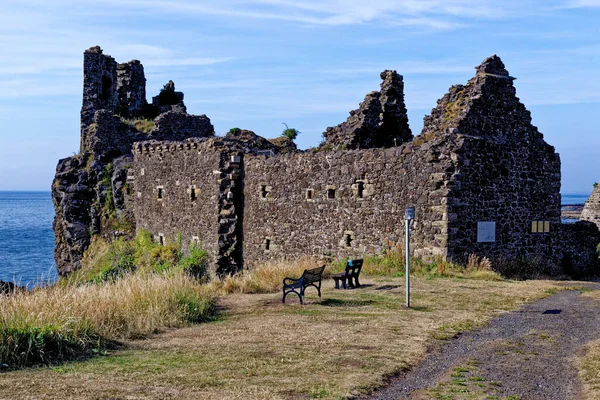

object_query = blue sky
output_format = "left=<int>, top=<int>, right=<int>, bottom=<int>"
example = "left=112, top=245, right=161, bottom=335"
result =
left=0, top=0, right=598, bottom=193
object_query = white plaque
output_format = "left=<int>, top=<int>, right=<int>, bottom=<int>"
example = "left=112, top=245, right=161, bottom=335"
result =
left=477, top=221, right=496, bottom=243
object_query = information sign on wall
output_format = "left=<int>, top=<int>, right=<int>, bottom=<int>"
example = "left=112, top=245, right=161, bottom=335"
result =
left=477, top=221, right=496, bottom=243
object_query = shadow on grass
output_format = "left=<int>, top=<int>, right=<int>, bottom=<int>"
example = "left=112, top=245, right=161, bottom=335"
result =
left=319, top=298, right=374, bottom=307
left=375, top=285, right=401, bottom=291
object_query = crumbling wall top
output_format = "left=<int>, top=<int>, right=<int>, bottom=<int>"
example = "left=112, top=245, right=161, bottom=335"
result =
left=320, top=70, right=412, bottom=150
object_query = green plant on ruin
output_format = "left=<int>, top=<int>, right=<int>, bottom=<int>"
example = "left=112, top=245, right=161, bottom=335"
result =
left=281, top=123, right=300, bottom=141
left=121, top=118, right=155, bottom=134
left=228, top=127, right=241, bottom=135
left=85, top=154, right=95, bottom=172
left=594, top=182, right=598, bottom=188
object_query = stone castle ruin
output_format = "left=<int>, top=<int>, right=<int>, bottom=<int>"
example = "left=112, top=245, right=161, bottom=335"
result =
left=52, top=46, right=600, bottom=278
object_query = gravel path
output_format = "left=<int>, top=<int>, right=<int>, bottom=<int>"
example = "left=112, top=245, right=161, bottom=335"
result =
left=371, top=286, right=600, bottom=399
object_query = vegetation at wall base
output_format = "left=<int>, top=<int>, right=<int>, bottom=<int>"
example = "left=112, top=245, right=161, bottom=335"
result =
left=70, top=230, right=208, bottom=285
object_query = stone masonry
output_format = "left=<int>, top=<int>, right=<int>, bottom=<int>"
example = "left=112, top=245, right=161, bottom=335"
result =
left=581, top=185, right=600, bottom=229
left=52, top=46, right=214, bottom=275
left=53, top=47, right=600, bottom=278
left=320, top=70, right=412, bottom=150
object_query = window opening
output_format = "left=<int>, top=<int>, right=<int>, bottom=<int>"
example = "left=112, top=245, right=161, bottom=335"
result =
left=356, top=181, right=364, bottom=198
left=157, top=187, right=163, bottom=200
left=265, top=238, right=271, bottom=251
left=260, top=184, right=269, bottom=199
left=101, top=75, right=112, bottom=100
left=327, top=188, right=336, bottom=199
left=344, top=234, right=353, bottom=247
left=306, top=189, right=314, bottom=200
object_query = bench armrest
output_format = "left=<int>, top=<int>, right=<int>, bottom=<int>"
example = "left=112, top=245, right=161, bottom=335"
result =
left=283, top=277, right=301, bottom=286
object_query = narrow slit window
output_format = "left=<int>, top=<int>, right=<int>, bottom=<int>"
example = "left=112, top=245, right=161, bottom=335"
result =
left=259, top=184, right=270, bottom=199
left=101, top=75, right=112, bottom=100
left=190, top=187, right=197, bottom=201
left=157, top=187, right=164, bottom=200
left=265, top=238, right=271, bottom=251
left=327, top=188, right=336, bottom=199
left=356, top=181, right=364, bottom=198
left=158, top=234, right=165, bottom=246
left=306, top=189, right=314, bottom=200
left=344, top=233, right=353, bottom=248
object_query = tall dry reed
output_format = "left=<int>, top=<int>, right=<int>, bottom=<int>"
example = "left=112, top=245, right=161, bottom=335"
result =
left=0, top=272, right=214, bottom=367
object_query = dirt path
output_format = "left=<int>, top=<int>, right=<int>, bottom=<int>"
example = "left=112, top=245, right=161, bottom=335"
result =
left=371, top=286, right=600, bottom=399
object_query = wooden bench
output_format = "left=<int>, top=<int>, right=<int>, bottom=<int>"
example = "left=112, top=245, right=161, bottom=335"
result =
left=331, top=259, right=363, bottom=289
left=282, top=265, right=325, bottom=304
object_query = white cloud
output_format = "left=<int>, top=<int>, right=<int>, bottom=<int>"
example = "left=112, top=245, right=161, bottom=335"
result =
left=4, top=0, right=519, bottom=29
left=562, top=0, right=600, bottom=7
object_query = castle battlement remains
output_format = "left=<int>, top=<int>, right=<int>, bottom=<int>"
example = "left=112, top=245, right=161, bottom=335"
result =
left=52, top=47, right=600, bottom=278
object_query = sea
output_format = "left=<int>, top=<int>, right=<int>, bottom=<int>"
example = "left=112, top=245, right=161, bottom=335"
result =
left=0, top=191, right=593, bottom=287
left=0, top=192, right=58, bottom=288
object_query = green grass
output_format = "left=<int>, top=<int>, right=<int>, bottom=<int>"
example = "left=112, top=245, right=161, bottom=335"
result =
left=121, top=118, right=155, bottom=134
left=0, top=324, right=103, bottom=368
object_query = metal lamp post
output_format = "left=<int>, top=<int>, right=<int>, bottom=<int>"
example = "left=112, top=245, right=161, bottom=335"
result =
left=404, top=207, right=415, bottom=308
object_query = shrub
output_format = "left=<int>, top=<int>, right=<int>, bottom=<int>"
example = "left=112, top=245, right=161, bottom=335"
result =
left=281, top=123, right=300, bottom=141
left=176, top=246, right=209, bottom=279
left=228, top=127, right=241, bottom=135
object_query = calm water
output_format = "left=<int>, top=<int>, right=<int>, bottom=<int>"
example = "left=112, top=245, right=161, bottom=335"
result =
left=561, top=193, right=590, bottom=205
left=0, top=191, right=593, bottom=287
left=0, top=192, right=57, bottom=287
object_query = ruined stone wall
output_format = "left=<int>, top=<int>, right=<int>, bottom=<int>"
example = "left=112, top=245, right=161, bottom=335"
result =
left=580, top=185, right=600, bottom=228
left=448, top=134, right=562, bottom=267
left=133, top=140, right=223, bottom=263
left=132, top=139, right=245, bottom=274
left=80, top=46, right=118, bottom=151
left=421, top=56, right=564, bottom=271
left=242, top=144, right=455, bottom=267
left=117, top=60, right=147, bottom=119
left=320, top=70, right=412, bottom=150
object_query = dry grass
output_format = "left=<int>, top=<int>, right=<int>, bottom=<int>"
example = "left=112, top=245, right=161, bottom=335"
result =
left=0, top=275, right=564, bottom=399
left=362, top=247, right=502, bottom=281
left=578, top=338, right=600, bottom=400
left=577, top=290, right=600, bottom=400
left=0, top=272, right=214, bottom=367
left=121, top=118, right=155, bottom=134
left=207, top=257, right=330, bottom=294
